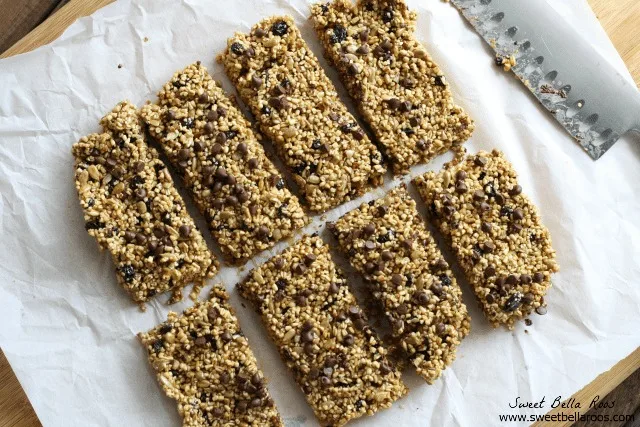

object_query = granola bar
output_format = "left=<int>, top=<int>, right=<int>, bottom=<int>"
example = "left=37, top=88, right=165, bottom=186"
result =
left=329, top=185, right=470, bottom=383
left=218, top=17, right=386, bottom=213
left=238, top=235, right=407, bottom=426
left=72, top=101, right=217, bottom=304
left=310, top=0, right=474, bottom=173
left=141, top=63, right=307, bottom=264
left=139, top=287, right=283, bottom=426
left=413, top=150, right=560, bottom=328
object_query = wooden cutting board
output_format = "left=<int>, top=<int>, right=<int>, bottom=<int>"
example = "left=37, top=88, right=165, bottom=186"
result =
left=0, top=1, right=639, bottom=427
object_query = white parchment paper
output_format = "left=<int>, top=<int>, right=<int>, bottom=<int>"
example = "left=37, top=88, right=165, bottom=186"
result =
left=1, top=0, right=639, bottom=426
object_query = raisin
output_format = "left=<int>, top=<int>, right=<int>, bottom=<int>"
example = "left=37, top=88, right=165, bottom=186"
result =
left=291, top=161, right=308, bottom=175
left=275, top=178, right=285, bottom=189
left=159, top=324, right=173, bottom=334
left=500, top=206, right=514, bottom=217
left=230, top=42, right=245, bottom=55
left=271, top=20, right=289, bottom=36
left=478, top=171, right=487, bottom=181
left=276, top=202, right=289, bottom=219
left=381, top=7, right=394, bottom=23
left=377, top=229, right=395, bottom=243
left=152, top=339, right=164, bottom=353
left=276, top=278, right=288, bottom=290
left=320, top=4, right=329, bottom=14
left=308, top=163, right=318, bottom=174
left=311, top=139, right=322, bottom=150
left=87, top=198, right=95, bottom=207
left=130, top=175, right=144, bottom=187
left=434, top=75, right=446, bottom=86
left=121, top=264, right=135, bottom=282
left=261, top=105, right=272, bottom=115
left=402, top=128, right=415, bottom=135
left=225, top=130, right=239, bottom=140
left=175, top=259, right=185, bottom=268
left=330, top=25, right=347, bottom=44
left=503, top=292, right=523, bottom=312
left=85, top=220, right=104, bottom=230
left=182, top=117, right=194, bottom=129
left=439, top=274, right=452, bottom=286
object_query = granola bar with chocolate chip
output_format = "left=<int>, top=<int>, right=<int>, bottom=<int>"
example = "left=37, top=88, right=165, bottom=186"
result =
left=329, top=185, right=470, bottom=383
left=218, top=17, right=386, bottom=213
left=413, top=150, right=559, bottom=328
left=72, top=101, right=217, bottom=304
left=238, top=235, right=407, bottom=426
left=310, top=0, right=474, bottom=173
left=138, top=287, right=283, bottom=426
left=141, top=63, right=308, bottom=264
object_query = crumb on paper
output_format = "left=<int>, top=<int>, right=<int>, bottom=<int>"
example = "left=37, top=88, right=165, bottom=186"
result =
left=143, top=37, right=149, bottom=42
left=495, top=55, right=517, bottom=72
left=117, top=64, right=123, bottom=69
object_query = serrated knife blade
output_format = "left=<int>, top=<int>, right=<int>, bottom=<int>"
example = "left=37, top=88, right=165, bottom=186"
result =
left=450, top=0, right=640, bottom=159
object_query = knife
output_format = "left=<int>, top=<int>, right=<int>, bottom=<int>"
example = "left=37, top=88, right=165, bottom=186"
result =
left=449, top=0, right=640, bottom=159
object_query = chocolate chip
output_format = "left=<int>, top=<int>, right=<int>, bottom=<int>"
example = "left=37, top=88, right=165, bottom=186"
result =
left=397, top=303, right=408, bottom=315
left=506, top=274, right=519, bottom=286
left=293, top=263, right=306, bottom=275
left=351, top=128, right=365, bottom=140
left=356, top=45, right=370, bottom=55
left=328, top=283, right=340, bottom=294
left=221, top=331, right=232, bottom=342
left=251, top=75, right=263, bottom=88
left=380, top=39, right=393, bottom=51
left=207, top=110, right=218, bottom=121
left=343, top=335, right=355, bottom=346
left=503, top=292, right=523, bottom=312
left=521, top=293, right=534, bottom=304
left=111, top=167, right=124, bottom=179
left=380, top=362, right=392, bottom=375
left=256, top=226, right=270, bottom=240
left=238, top=191, right=250, bottom=204
left=495, top=194, right=506, bottom=205
left=436, top=323, right=446, bottom=336
left=508, top=223, right=523, bottom=234
left=482, top=241, right=495, bottom=253
left=304, top=253, right=317, bottom=266
left=153, top=226, right=166, bottom=238
left=381, top=250, right=393, bottom=261
left=304, top=343, right=316, bottom=354
left=124, top=231, right=135, bottom=243
left=401, top=239, right=413, bottom=250
left=268, top=96, right=288, bottom=110
left=486, top=293, right=495, bottom=303
left=455, top=171, right=467, bottom=181
left=387, top=98, right=401, bottom=110
left=254, top=27, right=267, bottom=37
left=215, top=132, right=227, bottom=145
left=274, top=258, right=285, bottom=270
left=194, top=336, right=207, bottom=347
left=271, top=20, right=289, bottom=36
left=377, top=205, right=388, bottom=216
left=472, top=190, right=485, bottom=201
left=175, top=225, right=189, bottom=239
left=416, top=139, right=428, bottom=150
left=247, top=158, right=259, bottom=170
left=509, top=185, right=523, bottom=196
left=455, top=181, right=467, bottom=193
left=475, top=156, right=488, bottom=166
left=535, top=306, right=548, bottom=315
left=296, top=295, right=307, bottom=306
left=513, top=208, right=524, bottom=220
left=481, top=222, right=493, bottom=233
left=320, top=376, right=331, bottom=387
left=533, top=272, right=544, bottom=283
left=416, top=291, right=429, bottom=305
left=244, top=47, right=256, bottom=58
left=198, top=92, right=210, bottom=103
left=399, top=101, right=412, bottom=112
left=364, top=240, right=376, bottom=251
left=391, top=274, right=403, bottom=286
left=135, top=233, right=146, bottom=245
left=409, top=117, right=420, bottom=127
left=520, top=274, right=532, bottom=284
left=484, top=265, right=496, bottom=278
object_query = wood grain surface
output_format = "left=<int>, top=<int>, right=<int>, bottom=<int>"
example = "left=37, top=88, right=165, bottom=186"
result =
left=0, top=1, right=638, bottom=426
